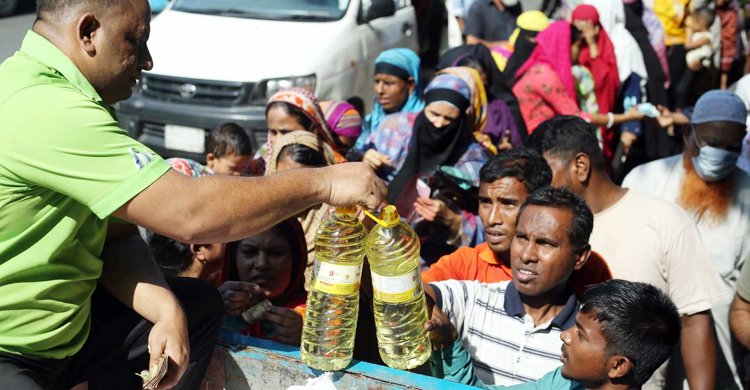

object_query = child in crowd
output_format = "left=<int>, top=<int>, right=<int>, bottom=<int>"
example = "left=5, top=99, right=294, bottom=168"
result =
left=145, top=231, right=226, bottom=287
left=676, top=7, right=716, bottom=109
left=432, top=279, right=681, bottom=390
left=685, top=7, right=715, bottom=71
left=219, top=219, right=308, bottom=346
left=205, top=123, right=253, bottom=175
left=169, top=122, right=253, bottom=176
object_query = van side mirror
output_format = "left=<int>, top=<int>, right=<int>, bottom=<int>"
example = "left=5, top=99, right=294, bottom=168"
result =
left=360, top=0, right=396, bottom=23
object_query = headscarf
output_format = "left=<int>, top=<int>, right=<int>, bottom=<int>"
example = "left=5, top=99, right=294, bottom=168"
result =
left=626, top=0, right=669, bottom=85
left=585, top=0, right=648, bottom=83
left=363, top=48, right=424, bottom=137
left=623, top=0, right=675, bottom=164
left=437, top=44, right=505, bottom=99
left=438, top=67, right=487, bottom=131
left=624, top=1, right=669, bottom=96
left=571, top=4, right=621, bottom=114
left=515, top=21, right=577, bottom=101
left=267, top=88, right=338, bottom=149
left=320, top=100, right=362, bottom=139
left=436, top=44, right=528, bottom=140
left=226, top=218, right=308, bottom=309
left=387, top=74, right=475, bottom=202
left=264, top=131, right=334, bottom=280
left=503, top=11, right=551, bottom=82
left=509, top=10, right=551, bottom=45
left=265, top=130, right=336, bottom=176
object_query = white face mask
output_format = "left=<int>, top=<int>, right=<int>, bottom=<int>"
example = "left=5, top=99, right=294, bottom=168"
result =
left=501, top=0, right=520, bottom=6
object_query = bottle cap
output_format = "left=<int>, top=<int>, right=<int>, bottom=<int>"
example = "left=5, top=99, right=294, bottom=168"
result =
left=335, top=205, right=357, bottom=214
left=378, top=205, right=401, bottom=228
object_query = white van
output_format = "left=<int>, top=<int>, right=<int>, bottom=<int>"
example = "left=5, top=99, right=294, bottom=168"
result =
left=117, top=0, right=418, bottom=161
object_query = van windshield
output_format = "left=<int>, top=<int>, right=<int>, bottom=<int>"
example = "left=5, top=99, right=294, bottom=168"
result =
left=171, top=0, right=351, bottom=21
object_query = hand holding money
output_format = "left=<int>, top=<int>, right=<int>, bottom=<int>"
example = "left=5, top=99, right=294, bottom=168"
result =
left=137, top=354, right=169, bottom=389
left=146, top=312, right=190, bottom=389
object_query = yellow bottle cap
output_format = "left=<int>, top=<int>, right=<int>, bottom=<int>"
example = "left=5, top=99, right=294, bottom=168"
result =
left=378, top=205, right=401, bottom=228
left=335, top=205, right=357, bottom=214
left=363, top=209, right=389, bottom=227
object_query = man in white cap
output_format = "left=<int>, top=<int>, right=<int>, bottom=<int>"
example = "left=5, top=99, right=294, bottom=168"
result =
left=624, top=90, right=750, bottom=389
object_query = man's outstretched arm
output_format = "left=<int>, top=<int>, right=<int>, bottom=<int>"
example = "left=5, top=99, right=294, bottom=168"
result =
left=114, top=162, right=386, bottom=244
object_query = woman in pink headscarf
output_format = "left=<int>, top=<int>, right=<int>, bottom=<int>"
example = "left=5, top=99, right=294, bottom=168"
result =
left=512, top=20, right=642, bottom=134
left=320, top=100, right=362, bottom=156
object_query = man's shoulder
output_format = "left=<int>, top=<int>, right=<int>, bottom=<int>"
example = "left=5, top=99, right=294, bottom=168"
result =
left=622, top=154, right=681, bottom=189
left=0, top=78, right=113, bottom=131
left=620, top=190, right=694, bottom=226
left=455, top=243, right=487, bottom=257
left=435, top=244, right=485, bottom=266
left=430, top=279, right=511, bottom=296
left=508, top=367, right=584, bottom=390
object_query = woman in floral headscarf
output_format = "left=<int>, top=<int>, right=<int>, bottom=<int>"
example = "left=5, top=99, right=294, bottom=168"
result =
left=249, top=87, right=343, bottom=175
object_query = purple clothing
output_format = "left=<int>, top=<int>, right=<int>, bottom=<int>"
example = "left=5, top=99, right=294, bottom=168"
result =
left=485, top=97, right=523, bottom=147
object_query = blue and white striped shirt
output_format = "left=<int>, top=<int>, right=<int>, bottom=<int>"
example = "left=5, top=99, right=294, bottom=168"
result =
left=430, top=280, right=578, bottom=386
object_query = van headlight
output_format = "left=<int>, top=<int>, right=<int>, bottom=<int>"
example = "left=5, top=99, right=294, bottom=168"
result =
left=249, top=75, right=316, bottom=104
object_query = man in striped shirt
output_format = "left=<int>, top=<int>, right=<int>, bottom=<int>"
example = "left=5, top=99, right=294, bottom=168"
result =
left=425, top=187, right=593, bottom=386
left=430, top=280, right=682, bottom=390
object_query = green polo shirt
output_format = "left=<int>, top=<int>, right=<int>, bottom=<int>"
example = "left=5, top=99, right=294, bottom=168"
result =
left=0, top=31, right=170, bottom=359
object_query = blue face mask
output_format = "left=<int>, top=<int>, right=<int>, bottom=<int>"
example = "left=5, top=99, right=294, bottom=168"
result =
left=691, top=143, right=740, bottom=182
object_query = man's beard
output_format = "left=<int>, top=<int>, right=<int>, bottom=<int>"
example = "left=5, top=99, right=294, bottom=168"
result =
left=677, top=153, right=735, bottom=223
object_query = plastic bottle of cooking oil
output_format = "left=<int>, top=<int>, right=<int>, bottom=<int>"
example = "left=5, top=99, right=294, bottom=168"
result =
left=300, top=206, right=366, bottom=371
left=365, top=205, right=431, bottom=370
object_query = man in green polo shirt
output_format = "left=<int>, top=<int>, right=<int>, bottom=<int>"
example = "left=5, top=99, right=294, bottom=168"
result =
left=0, top=0, right=386, bottom=388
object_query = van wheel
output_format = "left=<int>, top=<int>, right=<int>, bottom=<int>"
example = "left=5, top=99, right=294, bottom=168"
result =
left=0, top=0, right=18, bottom=16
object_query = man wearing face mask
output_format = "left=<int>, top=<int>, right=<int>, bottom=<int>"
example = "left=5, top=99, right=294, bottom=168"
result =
left=623, top=90, right=750, bottom=390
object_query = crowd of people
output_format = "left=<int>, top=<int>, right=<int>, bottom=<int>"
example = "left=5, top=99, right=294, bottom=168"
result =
left=2, top=0, right=750, bottom=389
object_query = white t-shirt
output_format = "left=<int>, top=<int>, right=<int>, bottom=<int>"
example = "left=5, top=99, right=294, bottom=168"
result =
left=685, top=31, right=714, bottom=66
left=589, top=189, right=728, bottom=316
left=623, top=155, right=748, bottom=389
left=623, top=155, right=750, bottom=291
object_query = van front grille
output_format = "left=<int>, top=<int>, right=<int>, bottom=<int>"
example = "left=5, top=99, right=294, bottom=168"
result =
left=141, top=74, right=252, bottom=107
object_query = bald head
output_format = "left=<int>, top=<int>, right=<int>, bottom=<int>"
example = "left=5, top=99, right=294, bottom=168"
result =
left=33, top=0, right=153, bottom=105
left=35, top=0, right=149, bottom=26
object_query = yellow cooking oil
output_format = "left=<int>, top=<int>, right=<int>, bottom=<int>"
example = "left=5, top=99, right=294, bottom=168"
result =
left=365, top=205, right=431, bottom=370
left=300, top=206, right=366, bottom=371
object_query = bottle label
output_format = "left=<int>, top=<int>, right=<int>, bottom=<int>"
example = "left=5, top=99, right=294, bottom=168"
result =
left=313, top=261, right=362, bottom=295
left=371, top=268, right=421, bottom=303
